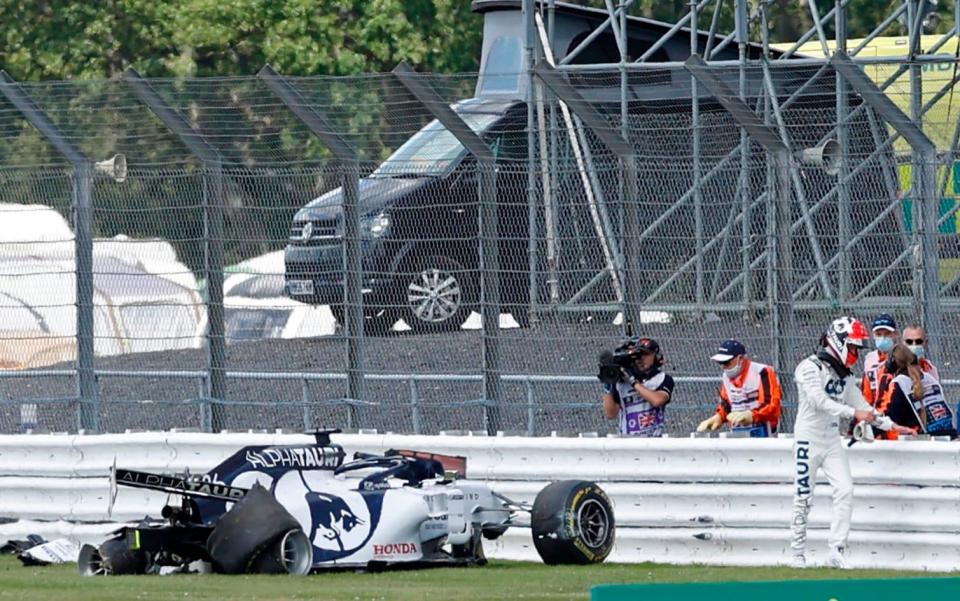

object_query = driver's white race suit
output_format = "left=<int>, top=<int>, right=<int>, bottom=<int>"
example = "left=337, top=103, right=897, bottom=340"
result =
left=790, top=353, right=893, bottom=556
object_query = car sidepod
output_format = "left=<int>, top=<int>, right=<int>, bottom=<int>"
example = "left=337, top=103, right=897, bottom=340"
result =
left=269, top=470, right=388, bottom=566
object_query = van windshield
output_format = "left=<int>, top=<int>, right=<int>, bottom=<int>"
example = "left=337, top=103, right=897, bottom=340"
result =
left=371, top=112, right=502, bottom=177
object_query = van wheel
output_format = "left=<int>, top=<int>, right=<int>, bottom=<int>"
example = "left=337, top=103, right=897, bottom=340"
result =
left=402, top=255, right=475, bottom=333
left=330, top=304, right=399, bottom=336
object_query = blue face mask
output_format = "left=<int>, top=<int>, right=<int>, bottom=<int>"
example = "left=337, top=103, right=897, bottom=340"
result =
left=874, top=336, right=894, bottom=353
left=907, top=344, right=926, bottom=359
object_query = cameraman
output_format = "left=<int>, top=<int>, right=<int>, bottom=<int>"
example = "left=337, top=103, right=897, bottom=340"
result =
left=598, top=337, right=674, bottom=437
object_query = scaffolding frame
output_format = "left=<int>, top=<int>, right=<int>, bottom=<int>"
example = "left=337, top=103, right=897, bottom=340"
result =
left=524, top=0, right=959, bottom=362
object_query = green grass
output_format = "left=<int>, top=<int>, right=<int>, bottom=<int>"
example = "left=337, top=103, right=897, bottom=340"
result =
left=0, top=556, right=947, bottom=601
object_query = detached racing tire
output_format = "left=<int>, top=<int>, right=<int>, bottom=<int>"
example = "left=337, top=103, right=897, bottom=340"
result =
left=531, top=480, right=615, bottom=565
left=206, top=484, right=302, bottom=574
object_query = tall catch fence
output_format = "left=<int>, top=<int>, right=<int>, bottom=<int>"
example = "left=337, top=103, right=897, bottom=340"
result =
left=0, top=57, right=958, bottom=436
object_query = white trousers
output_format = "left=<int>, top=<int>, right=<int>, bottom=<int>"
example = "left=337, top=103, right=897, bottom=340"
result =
left=790, top=438, right=853, bottom=554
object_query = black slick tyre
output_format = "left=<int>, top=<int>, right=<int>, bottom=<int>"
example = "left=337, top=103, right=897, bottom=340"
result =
left=206, top=484, right=302, bottom=574
left=531, top=480, right=615, bottom=565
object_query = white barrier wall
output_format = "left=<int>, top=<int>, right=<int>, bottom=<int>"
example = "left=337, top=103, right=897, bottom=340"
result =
left=0, top=432, right=957, bottom=571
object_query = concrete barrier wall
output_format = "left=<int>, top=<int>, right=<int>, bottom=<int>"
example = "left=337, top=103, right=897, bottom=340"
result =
left=0, top=432, right=957, bottom=571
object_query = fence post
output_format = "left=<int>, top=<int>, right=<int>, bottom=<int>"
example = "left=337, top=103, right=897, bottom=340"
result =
left=342, top=158, right=363, bottom=420
left=526, top=379, right=535, bottom=437
left=198, top=374, right=211, bottom=432
left=774, top=149, right=795, bottom=370
left=257, top=64, right=365, bottom=422
left=683, top=55, right=795, bottom=370
left=410, top=379, right=421, bottom=435
left=74, top=163, right=98, bottom=430
left=523, top=0, right=539, bottom=326
left=0, top=71, right=99, bottom=432
left=835, top=0, right=851, bottom=306
left=532, top=63, right=640, bottom=328
left=302, top=376, right=311, bottom=431
left=122, top=68, right=226, bottom=432
left=830, top=51, right=941, bottom=360
left=392, top=62, right=502, bottom=434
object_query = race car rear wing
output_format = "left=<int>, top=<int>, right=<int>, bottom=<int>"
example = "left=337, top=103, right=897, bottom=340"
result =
left=114, top=468, right=249, bottom=503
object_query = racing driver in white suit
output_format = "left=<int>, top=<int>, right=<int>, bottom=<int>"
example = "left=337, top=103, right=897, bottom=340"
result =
left=791, top=316, right=913, bottom=569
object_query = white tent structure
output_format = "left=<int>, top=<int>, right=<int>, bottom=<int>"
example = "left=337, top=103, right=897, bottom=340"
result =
left=0, top=204, right=205, bottom=369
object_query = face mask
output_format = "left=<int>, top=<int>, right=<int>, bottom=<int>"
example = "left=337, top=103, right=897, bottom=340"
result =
left=723, top=360, right=742, bottom=379
left=874, top=337, right=894, bottom=353
left=907, top=344, right=925, bottom=359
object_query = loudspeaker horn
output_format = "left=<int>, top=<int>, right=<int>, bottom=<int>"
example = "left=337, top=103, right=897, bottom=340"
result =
left=95, top=154, right=127, bottom=183
left=799, top=139, right=840, bottom=176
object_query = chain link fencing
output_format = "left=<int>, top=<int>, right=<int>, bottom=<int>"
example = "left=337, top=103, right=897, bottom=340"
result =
left=0, top=60, right=958, bottom=436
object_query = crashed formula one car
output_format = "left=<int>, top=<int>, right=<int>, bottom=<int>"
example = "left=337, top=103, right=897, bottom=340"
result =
left=79, top=430, right=615, bottom=575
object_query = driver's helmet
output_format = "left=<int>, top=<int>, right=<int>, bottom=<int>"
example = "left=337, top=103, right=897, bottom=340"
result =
left=823, top=316, right=869, bottom=368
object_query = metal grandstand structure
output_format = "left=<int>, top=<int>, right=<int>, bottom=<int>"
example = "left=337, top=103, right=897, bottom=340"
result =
left=513, top=0, right=957, bottom=359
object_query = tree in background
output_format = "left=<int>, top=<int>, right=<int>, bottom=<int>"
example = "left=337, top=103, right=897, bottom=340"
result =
left=0, top=1, right=484, bottom=270
left=0, top=0, right=481, bottom=80
left=2, top=1, right=954, bottom=81
left=1, top=0, right=954, bottom=272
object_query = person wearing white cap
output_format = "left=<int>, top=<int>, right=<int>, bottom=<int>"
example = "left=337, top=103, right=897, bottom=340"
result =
left=696, top=339, right=782, bottom=437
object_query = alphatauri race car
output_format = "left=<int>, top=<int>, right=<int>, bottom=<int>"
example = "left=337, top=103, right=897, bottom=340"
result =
left=79, top=430, right=615, bottom=576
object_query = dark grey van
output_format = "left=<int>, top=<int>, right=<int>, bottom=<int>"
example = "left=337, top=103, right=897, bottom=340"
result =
left=284, top=98, right=530, bottom=333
